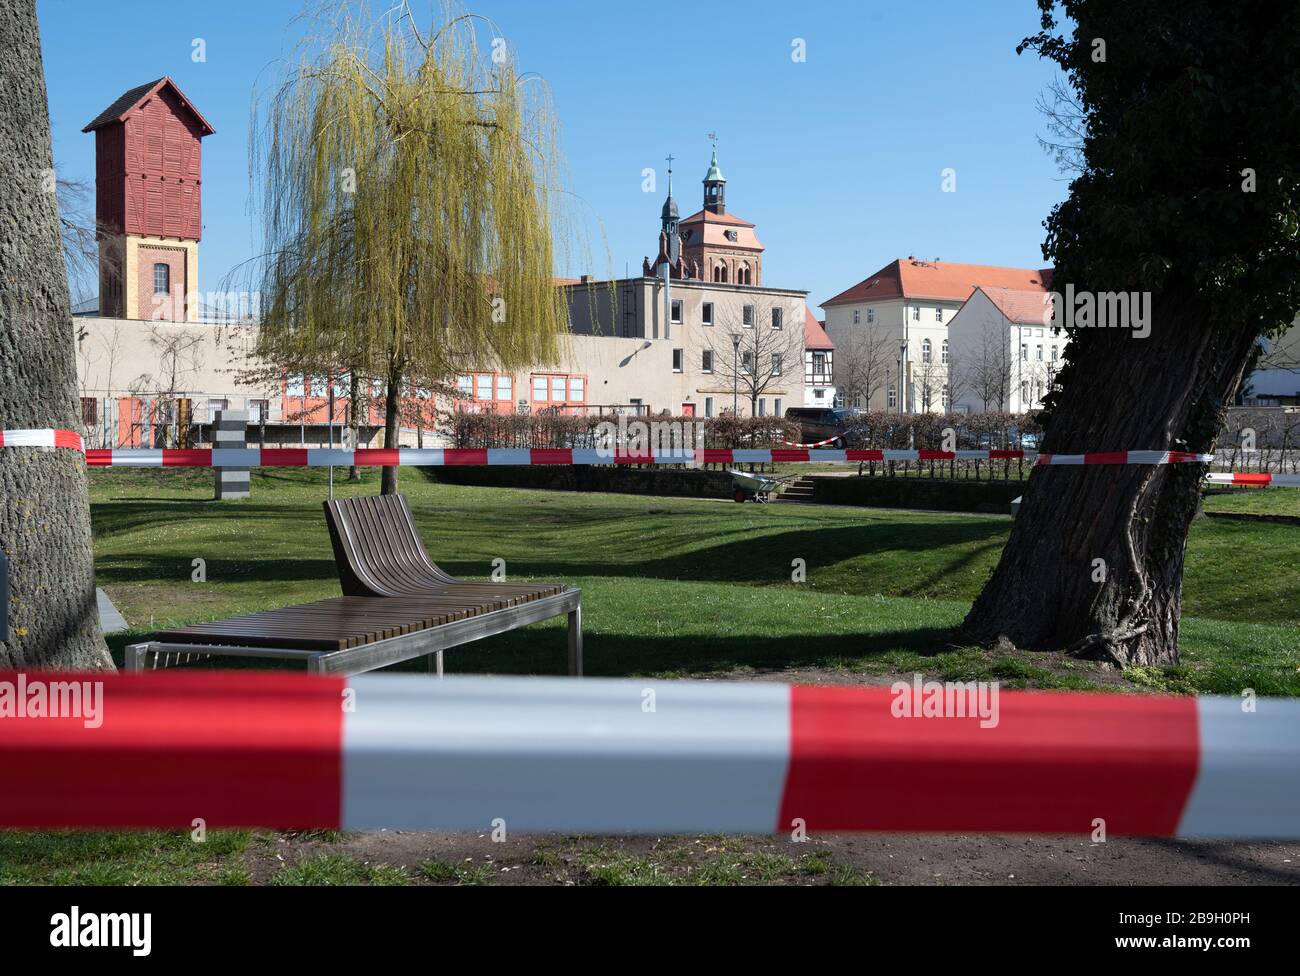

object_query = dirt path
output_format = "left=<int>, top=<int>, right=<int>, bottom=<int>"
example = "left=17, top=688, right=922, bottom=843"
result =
left=252, top=830, right=1299, bottom=886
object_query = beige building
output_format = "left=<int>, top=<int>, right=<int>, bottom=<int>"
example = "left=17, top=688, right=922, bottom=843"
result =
left=822, top=258, right=1051, bottom=413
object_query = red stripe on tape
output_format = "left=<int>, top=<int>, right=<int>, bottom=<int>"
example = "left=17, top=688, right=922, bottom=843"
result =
left=442, top=449, right=488, bottom=465
left=261, top=449, right=308, bottom=467
left=779, top=685, right=1198, bottom=836
left=1084, top=452, right=1129, bottom=465
left=1232, top=473, right=1273, bottom=486
left=53, top=430, right=84, bottom=451
left=701, top=449, right=734, bottom=465
left=85, top=450, right=112, bottom=467
left=0, top=671, right=343, bottom=829
left=614, top=449, right=655, bottom=465
left=770, top=449, right=809, bottom=463
left=1167, top=451, right=1201, bottom=464
left=354, top=449, right=399, bottom=467
left=162, top=449, right=213, bottom=467
left=530, top=449, right=573, bottom=465
left=918, top=450, right=955, bottom=461
left=846, top=449, right=884, bottom=462
left=989, top=449, right=1023, bottom=460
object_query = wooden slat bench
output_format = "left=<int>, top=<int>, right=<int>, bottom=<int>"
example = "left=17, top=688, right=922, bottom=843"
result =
left=125, top=494, right=582, bottom=676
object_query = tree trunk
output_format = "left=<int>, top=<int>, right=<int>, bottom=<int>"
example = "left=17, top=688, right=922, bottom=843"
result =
left=380, top=361, right=402, bottom=495
left=346, top=371, right=361, bottom=482
left=0, top=0, right=112, bottom=670
left=960, top=284, right=1258, bottom=666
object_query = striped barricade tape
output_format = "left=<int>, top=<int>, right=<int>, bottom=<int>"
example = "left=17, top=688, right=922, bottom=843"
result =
left=0, top=430, right=1290, bottom=478
left=0, top=671, right=1296, bottom=838
left=782, top=435, right=841, bottom=448
left=1205, top=472, right=1300, bottom=488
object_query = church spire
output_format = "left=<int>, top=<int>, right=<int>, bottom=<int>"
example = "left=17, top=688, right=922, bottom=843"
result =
left=703, top=138, right=726, bottom=215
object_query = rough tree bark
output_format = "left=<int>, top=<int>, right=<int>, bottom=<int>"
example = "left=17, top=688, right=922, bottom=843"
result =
left=0, top=0, right=113, bottom=670
left=346, top=370, right=361, bottom=482
left=380, top=360, right=403, bottom=496
left=960, top=282, right=1257, bottom=666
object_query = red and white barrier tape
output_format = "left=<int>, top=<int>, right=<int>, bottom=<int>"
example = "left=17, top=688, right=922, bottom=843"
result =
left=1205, top=472, right=1300, bottom=488
left=783, top=435, right=841, bottom=448
left=0, top=671, right=1295, bottom=837
left=3, top=430, right=1293, bottom=478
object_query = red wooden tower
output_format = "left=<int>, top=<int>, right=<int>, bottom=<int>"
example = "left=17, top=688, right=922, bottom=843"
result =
left=83, top=77, right=214, bottom=320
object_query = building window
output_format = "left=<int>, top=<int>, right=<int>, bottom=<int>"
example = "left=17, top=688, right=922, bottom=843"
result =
left=456, top=375, right=473, bottom=397
left=1021, top=344, right=1028, bottom=361
left=811, top=351, right=827, bottom=376
left=532, top=376, right=547, bottom=400
left=496, top=375, right=512, bottom=400
left=249, top=399, right=269, bottom=424
left=743, top=305, right=754, bottom=327
left=922, top=339, right=932, bottom=364
left=476, top=375, right=493, bottom=400
left=742, top=351, right=754, bottom=374
left=771, top=352, right=782, bottom=375
left=771, top=307, right=783, bottom=330
left=935, top=307, right=943, bottom=321
left=1051, top=345, right=1059, bottom=361
left=941, top=385, right=950, bottom=410
left=702, top=349, right=713, bottom=373
left=852, top=309, right=861, bottom=325
left=922, top=386, right=932, bottom=411
left=702, top=302, right=714, bottom=326
left=887, top=385, right=897, bottom=408
left=1036, top=345, right=1043, bottom=361
left=671, top=299, right=682, bottom=324
left=551, top=376, right=566, bottom=400
left=941, top=339, right=949, bottom=365
left=758, top=399, right=767, bottom=417
left=775, top=398, right=783, bottom=416
left=672, top=348, right=683, bottom=373
left=569, top=377, right=585, bottom=401
left=1021, top=380, right=1030, bottom=401
left=867, top=308, right=875, bottom=324
left=912, top=306, right=921, bottom=321
left=714, top=263, right=728, bottom=283
left=737, top=263, right=751, bottom=285
left=705, top=396, right=714, bottom=418
left=80, top=397, right=98, bottom=426
left=153, top=263, right=170, bottom=295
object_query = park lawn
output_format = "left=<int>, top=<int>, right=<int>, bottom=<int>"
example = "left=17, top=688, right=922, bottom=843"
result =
left=1201, top=486, right=1300, bottom=516
left=86, top=466, right=1300, bottom=692
left=2, top=466, right=1291, bottom=887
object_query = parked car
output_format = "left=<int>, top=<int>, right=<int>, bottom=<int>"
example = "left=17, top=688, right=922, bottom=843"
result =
left=784, top=407, right=854, bottom=446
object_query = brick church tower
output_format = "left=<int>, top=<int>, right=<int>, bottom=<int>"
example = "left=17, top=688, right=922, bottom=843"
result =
left=679, top=148, right=764, bottom=285
left=83, top=77, right=214, bottom=321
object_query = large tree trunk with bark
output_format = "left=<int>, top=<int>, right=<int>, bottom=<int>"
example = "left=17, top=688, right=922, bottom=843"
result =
left=346, top=371, right=362, bottom=482
left=0, top=0, right=113, bottom=670
left=380, top=361, right=402, bottom=495
left=960, top=281, right=1258, bottom=666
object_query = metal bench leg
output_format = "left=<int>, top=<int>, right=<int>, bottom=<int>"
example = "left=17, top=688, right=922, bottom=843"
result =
left=567, top=604, right=583, bottom=677
left=428, top=650, right=444, bottom=677
left=125, top=643, right=148, bottom=673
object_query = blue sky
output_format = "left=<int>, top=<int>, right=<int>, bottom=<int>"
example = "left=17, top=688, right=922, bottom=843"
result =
left=39, top=0, right=1069, bottom=311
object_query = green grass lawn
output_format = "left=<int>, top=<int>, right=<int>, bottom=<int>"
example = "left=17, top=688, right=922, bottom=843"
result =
left=3, top=466, right=1293, bottom=886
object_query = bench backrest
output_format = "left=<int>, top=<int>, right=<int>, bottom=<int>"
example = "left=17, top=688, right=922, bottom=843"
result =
left=323, top=493, right=454, bottom=597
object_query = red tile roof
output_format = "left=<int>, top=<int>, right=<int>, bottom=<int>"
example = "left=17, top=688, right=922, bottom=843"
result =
left=822, top=258, right=1051, bottom=307
left=678, top=209, right=754, bottom=227
left=804, top=308, right=834, bottom=349
left=977, top=286, right=1055, bottom=326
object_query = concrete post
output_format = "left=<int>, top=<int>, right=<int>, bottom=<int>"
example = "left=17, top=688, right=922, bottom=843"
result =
left=213, top=408, right=250, bottom=500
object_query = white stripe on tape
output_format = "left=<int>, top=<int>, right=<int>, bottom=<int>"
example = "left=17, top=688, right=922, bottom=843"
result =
left=307, top=449, right=354, bottom=466
left=341, top=676, right=791, bottom=833
left=1177, top=697, right=1300, bottom=839
left=486, top=449, right=532, bottom=465
left=399, top=449, right=444, bottom=466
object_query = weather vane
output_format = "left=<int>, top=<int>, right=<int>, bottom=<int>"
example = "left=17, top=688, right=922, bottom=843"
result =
left=708, top=131, right=717, bottom=149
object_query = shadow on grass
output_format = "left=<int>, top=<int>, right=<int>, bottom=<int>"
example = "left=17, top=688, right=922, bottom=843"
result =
left=106, top=622, right=962, bottom=679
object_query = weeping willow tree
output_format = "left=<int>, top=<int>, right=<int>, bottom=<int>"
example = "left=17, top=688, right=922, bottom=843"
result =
left=251, top=2, right=568, bottom=493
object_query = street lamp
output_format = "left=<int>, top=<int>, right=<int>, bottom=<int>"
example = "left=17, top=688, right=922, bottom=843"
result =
left=731, top=333, right=741, bottom=416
